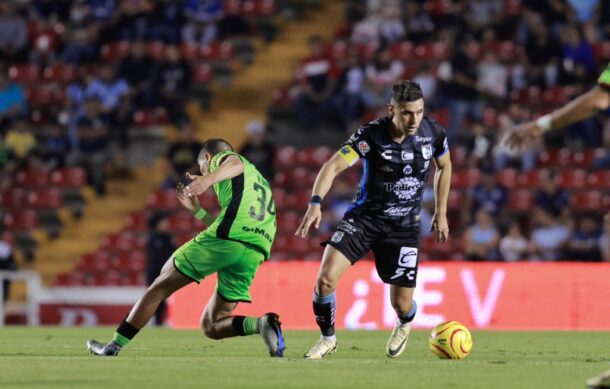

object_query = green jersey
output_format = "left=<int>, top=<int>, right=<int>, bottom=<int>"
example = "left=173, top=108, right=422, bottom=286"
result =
left=598, top=62, right=610, bottom=87
left=200, top=150, right=276, bottom=259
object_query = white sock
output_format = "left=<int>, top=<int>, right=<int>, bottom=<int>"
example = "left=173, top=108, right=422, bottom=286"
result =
left=322, top=334, right=336, bottom=342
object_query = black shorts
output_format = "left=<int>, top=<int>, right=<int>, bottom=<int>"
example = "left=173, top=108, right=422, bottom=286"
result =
left=323, top=211, right=420, bottom=287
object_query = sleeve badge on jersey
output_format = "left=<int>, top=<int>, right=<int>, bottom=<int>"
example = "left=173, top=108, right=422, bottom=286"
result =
left=421, top=144, right=432, bottom=160
left=358, top=141, right=370, bottom=155
left=340, top=146, right=350, bottom=155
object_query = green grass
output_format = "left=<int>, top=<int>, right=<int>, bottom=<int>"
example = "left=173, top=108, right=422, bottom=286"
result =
left=0, top=328, right=608, bottom=388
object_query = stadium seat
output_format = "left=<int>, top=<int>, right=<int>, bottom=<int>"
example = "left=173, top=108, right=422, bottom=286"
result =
left=8, top=64, right=40, bottom=83
left=276, top=211, right=300, bottom=234
left=1, top=188, right=28, bottom=209
left=43, top=62, right=77, bottom=83
left=593, top=41, right=610, bottom=60
left=272, top=188, right=286, bottom=210
left=3, top=210, right=39, bottom=230
left=587, top=170, right=610, bottom=190
left=180, top=41, right=200, bottom=60
left=555, top=169, right=587, bottom=190
left=495, top=168, right=519, bottom=188
left=449, top=146, right=468, bottom=168
left=447, top=190, right=463, bottom=210
left=50, top=167, right=87, bottom=187
left=146, top=41, right=165, bottom=60
left=517, top=169, right=547, bottom=188
left=147, top=190, right=181, bottom=210
left=571, top=191, right=604, bottom=212
left=451, top=168, right=481, bottom=190
left=199, top=42, right=234, bottom=61
left=14, top=167, right=50, bottom=187
left=537, top=148, right=570, bottom=167
left=101, top=232, right=135, bottom=252
left=194, top=63, right=213, bottom=84
left=25, top=188, right=63, bottom=209
left=275, top=146, right=297, bottom=170
left=100, top=41, right=130, bottom=61
left=508, top=190, right=534, bottom=212
left=284, top=192, right=309, bottom=211
left=389, top=41, right=415, bottom=61
left=125, top=212, right=149, bottom=232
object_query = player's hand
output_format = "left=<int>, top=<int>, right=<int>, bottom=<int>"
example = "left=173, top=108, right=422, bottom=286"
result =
left=430, top=213, right=449, bottom=243
left=185, top=172, right=212, bottom=197
left=176, top=182, right=201, bottom=213
left=503, top=122, right=541, bottom=150
left=295, top=205, right=322, bottom=237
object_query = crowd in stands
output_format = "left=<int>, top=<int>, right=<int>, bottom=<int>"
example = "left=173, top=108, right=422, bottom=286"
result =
left=268, top=0, right=610, bottom=262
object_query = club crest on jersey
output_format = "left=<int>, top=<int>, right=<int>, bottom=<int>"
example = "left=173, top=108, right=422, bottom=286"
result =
left=331, top=231, right=344, bottom=243
left=358, top=141, right=370, bottom=155
left=403, top=165, right=413, bottom=175
left=421, top=144, right=432, bottom=160
left=384, top=177, right=423, bottom=201
left=401, top=151, right=414, bottom=161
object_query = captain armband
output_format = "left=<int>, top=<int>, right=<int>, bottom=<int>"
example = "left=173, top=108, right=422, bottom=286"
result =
left=337, top=145, right=360, bottom=167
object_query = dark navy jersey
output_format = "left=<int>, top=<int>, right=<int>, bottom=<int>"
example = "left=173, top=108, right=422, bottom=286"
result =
left=338, top=116, right=449, bottom=228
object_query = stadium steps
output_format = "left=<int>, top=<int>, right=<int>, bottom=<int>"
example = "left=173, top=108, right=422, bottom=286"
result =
left=14, top=161, right=164, bottom=291
left=185, top=0, right=343, bottom=147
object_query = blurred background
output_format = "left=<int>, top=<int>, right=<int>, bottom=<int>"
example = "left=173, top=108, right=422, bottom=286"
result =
left=0, top=0, right=609, bottom=328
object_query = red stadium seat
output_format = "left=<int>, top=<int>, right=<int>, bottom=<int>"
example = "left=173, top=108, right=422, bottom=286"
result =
left=451, top=168, right=481, bottom=190
left=275, top=146, right=297, bottom=170
left=50, top=167, right=87, bottom=187
left=148, top=191, right=180, bottom=211
left=517, top=169, right=548, bottom=188
left=125, top=212, right=149, bottom=232
left=100, top=41, right=130, bottom=61
left=284, top=192, right=310, bottom=211
left=414, top=42, right=449, bottom=61
left=495, top=168, right=519, bottom=188
left=571, top=191, right=604, bottom=212
left=272, top=188, right=286, bottom=210
left=146, top=41, right=165, bottom=60
left=199, top=42, right=234, bottom=61
left=194, top=63, right=213, bottom=84
left=447, top=190, right=463, bottom=210
left=25, top=188, right=63, bottom=209
left=8, top=64, right=40, bottom=83
left=389, top=41, right=414, bottom=61
left=14, top=167, right=50, bottom=187
left=537, top=148, right=571, bottom=167
left=449, top=146, right=468, bottom=168
left=587, top=171, right=610, bottom=190
left=43, top=63, right=77, bottom=83
left=3, top=210, right=39, bottom=230
left=101, top=232, right=135, bottom=252
left=276, top=211, right=300, bottom=234
left=555, top=169, right=587, bottom=190
left=593, top=42, right=610, bottom=60
left=508, top=190, right=534, bottom=212
left=180, top=41, right=200, bottom=60
left=1, top=189, right=28, bottom=208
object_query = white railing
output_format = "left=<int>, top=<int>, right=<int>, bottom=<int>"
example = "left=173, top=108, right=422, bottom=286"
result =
left=0, top=271, right=42, bottom=327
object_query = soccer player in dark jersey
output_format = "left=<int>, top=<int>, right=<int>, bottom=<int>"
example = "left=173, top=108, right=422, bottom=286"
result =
left=87, top=139, right=285, bottom=357
left=296, top=81, right=452, bottom=359
left=504, top=64, right=610, bottom=389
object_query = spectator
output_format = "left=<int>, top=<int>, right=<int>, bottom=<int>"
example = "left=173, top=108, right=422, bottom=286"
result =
left=403, top=2, right=435, bottom=44
left=163, top=123, right=203, bottom=189
left=493, top=106, right=538, bottom=171
left=364, top=47, right=404, bottom=109
left=333, top=51, right=368, bottom=130
left=146, top=213, right=175, bottom=325
left=60, top=22, right=99, bottom=65
left=0, top=133, right=14, bottom=190
left=499, top=221, right=529, bottom=262
left=413, top=64, right=438, bottom=107
left=69, top=96, right=110, bottom=195
left=441, top=38, right=481, bottom=141
left=152, top=44, right=192, bottom=125
left=294, top=36, right=338, bottom=130
left=378, top=2, right=405, bottom=44
left=523, top=18, right=559, bottom=88
left=600, top=215, right=610, bottom=262
left=566, top=217, right=602, bottom=261
left=181, top=0, right=223, bottom=46
left=4, top=116, right=36, bottom=168
left=0, top=71, right=26, bottom=134
left=114, top=0, right=156, bottom=41
left=118, top=40, right=155, bottom=109
left=467, top=169, right=507, bottom=218
left=39, top=124, right=70, bottom=170
left=466, top=123, right=494, bottom=170
left=0, top=234, right=17, bottom=303
left=566, top=0, right=598, bottom=25
left=529, top=207, right=570, bottom=261
left=559, top=25, right=595, bottom=85
left=533, top=170, right=570, bottom=218
left=476, top=52, right=509, bottom=106
left=464, top=209, right=500, bottom=261
left=0, top=2, right=28, bottom=63
left=239, top=121, right=276, bottom=182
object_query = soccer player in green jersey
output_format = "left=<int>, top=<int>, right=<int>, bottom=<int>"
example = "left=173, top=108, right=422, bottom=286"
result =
left=87, top=139, right=285, bottom=357
left=504, top=67, right=610, bottom=389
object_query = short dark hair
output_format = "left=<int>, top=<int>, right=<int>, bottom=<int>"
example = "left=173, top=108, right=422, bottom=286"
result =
left=199, top=138, right=233, bottom=159
left=391, top=80, right=424, bottom=104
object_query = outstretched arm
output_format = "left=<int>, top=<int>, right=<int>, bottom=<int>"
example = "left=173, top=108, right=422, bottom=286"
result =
left=505, top=86, right=610, bottom=149
left=176, top=183, right=216, bottom=225
left=295, top=153, right=350, bottom=237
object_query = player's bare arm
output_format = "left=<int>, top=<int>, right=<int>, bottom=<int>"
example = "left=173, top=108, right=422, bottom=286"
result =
left=296, top=152, right=350, bottom=237
left=505, top=85, right=610, bottom=149
left=176, top=182, right=216, bottom=226
left=185, top=155, right=244, bottom=197
left=431, top=152, right=451, bottom=243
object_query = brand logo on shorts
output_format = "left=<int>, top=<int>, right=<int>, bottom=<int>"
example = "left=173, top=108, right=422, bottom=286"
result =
left=331, top=231, right=344, bottom=243
left=391, top=247, right=418, bottom=280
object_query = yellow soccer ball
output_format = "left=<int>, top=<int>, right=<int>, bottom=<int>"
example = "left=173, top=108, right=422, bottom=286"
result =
left=429, top=321, right=473, bottom=359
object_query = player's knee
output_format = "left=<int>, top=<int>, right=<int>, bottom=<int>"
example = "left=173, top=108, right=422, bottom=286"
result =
left=316, top=274, right=337, bottom=295
left=391, top=298, right=413, bottom=317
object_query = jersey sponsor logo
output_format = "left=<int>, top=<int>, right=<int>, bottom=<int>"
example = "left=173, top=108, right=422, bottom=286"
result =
left=358, top=141, right=370, bottom=155
left=421, top=144, right=432, bottom=160
left=420, top=161, right=430, bottom=173
left=331, top=231, right=344, bottom=243
left=382, top=150, right=393, bottom=160
left=401, top=151, right=414, bottom=161
left=383, top=206, right=413, bottom=216
left=241, top=226, right=273, bottom=243
left=415, top=136, right=432, bottom=142
left=384, top=177, right=423, bottom=201
left=381, top=165, right=393, bottom=173
left=403, top=165, right=413, bottom=175
left=391, top=247, right=418, bottom=280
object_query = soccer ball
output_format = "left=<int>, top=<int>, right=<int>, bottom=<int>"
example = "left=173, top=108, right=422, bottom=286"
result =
left=428, top=321, right=473, bottom=359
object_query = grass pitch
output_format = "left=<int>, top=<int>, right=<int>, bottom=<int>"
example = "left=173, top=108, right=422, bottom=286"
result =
left=0, top=327, right=608, bottom=388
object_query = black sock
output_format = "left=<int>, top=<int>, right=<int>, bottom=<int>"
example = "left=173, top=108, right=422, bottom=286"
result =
left=312, top=290, right=336, bottom=337
left=398, top=301, right=418, bottom=324
left=112, top=318, right=140, bottom=347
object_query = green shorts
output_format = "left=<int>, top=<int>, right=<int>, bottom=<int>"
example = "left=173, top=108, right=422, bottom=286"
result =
left=172, top=234, right=265, bottom=302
